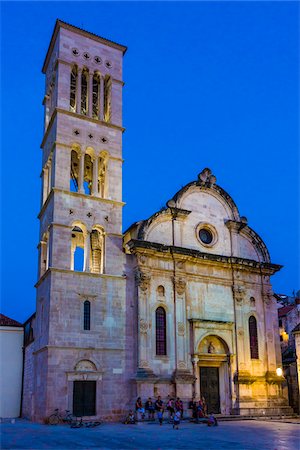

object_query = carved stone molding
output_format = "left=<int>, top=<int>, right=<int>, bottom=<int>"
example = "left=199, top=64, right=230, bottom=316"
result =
left=263, top=287, right=273, bottom=305
left=139, top=319, right=148, bottom=334
left=198, top=168, right=217, bottom=187
left=139, top=360, right=149, bottom=368
left=174, top=277, right=186, bottom=295
left=233, top=285, right=245, bottom=303
left=135, top=269, right=151, bottom=292
left=178, top=361, right=187, bottom=370
left=238, top=328, right=244, bottom=337
left=177, top=322, right=185, bottom=336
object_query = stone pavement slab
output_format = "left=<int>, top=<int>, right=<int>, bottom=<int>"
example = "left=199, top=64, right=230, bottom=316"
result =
left=1, top=419, right=299, bottom=449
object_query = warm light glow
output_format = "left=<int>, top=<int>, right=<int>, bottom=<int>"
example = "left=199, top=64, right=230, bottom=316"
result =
left=276, top=367, right=283, bottom=377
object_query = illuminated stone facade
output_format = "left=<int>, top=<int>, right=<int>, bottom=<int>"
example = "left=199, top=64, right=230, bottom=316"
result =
left=23, top=21, right=291, bottom=422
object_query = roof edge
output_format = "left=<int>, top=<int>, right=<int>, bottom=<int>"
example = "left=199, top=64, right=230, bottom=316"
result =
left=42, top=19, right=127, bottom=73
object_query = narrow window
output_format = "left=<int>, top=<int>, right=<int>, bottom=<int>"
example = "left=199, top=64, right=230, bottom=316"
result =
left=83, top=154, right=93, bottom=195
left=71, top=226, right=85, bottom=271
left=92, top=73, right=100, bottom=119
left=81, top=69, right=88, bottom=115
left=70, top=65, right=77, bottom=112
left=249, top=316, right=259, bottom=359
left=90, top=229, right=104, bottom=274
left=156, top=307, right=167, bottom=355
left=70, top=150, right=79, bottom=192
left=83, top=300, right=91, bottom=330
left=103, top=75, right=112, bottom=123
left=98, top=155, right=107, bottom=198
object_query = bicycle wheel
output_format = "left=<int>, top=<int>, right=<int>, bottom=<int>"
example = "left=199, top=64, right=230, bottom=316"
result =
left=49, top=414, right=59, bottom=425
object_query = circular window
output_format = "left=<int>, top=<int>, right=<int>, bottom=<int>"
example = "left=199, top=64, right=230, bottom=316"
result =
left=199, top=228, right=213, bottom=244
left=196, top=223, right=217, bottom=247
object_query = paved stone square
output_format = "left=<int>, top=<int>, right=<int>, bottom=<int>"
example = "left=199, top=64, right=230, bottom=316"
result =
left=1, top=419, right=299, bottom=449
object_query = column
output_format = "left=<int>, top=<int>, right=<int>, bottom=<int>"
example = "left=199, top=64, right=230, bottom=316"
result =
left=99, top=76, right=104, bottom=121
left=192, top=356, right=200, bottom=400
left=76, top=68, right=82, bottom=114
left=84, top=231, right=90, bottom=272
left=88, top=72, right=93, bottom=117
left=91, top=155, right=98, bottom=196
left=78, top=152, right=85, bottom=194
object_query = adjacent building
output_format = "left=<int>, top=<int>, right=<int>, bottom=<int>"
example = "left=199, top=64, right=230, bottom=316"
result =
left=0, top=314, right=23, bottom=418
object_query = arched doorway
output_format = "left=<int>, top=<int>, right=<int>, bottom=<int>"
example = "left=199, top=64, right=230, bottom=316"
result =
left=196, top=335, right=231, bottom=414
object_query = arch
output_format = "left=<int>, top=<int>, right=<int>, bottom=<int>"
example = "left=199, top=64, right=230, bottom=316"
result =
left=157, top=285, right=165, bottom=297
left=83, top=300, right=91, bottom=330
left=155, top=307, right=167, bottom=355
left=71, top=223, right=86, bottom=271
left=92, top=72, right=101, bottom=119
left=90, top=226, right=105, bottom=274
left=103, top=75, right=112, bottom=122
left=98, top=152, right=108, bottom=198
left=197, top=334, right=230, bottom=355
left=40, top=231, right=49, bottom=277
left=83, top=153, right=93, bottom=195
left=70, top=64, right=77, bottom=112
left=70, top=148, right=80, bottom=192
left=249, top=315, right=259, bottom=359
left=81, top=68, right=89, bottom=115
left=74, top=359, right=97, bottom=372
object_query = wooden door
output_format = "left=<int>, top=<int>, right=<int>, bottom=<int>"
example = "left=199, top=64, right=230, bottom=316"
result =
left=73, top=381, right=96, bottom=416
left=200, top=367, right=220, bottom=414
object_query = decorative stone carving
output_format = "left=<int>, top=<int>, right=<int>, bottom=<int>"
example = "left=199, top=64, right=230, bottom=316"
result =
left=177, top=322, right=185, bottom=336
left=198, top=168, right=217, bottom=187
left=135, top=269, right=151, bottom=292
left=138, top=254, right=147, bottom=265
left=238, top=328, right=244, bottom=336
left=174, top=277, right=186, bottom=295
left=178, top=361, right=187, bottom=369
left=139, top=360, right=149, bottom=368
left=74, top=360, right=97, bottom=372
left=233, top=285, right=245, bottom=303
left=176, top=260, right=184, bottom=269
left=139, top=319, right=148, bottom=334
left=208, top=341, right=215, bottom=353
left=263, top=287, right=273, bottom=305
left=267, top=331, right=273, bottom=342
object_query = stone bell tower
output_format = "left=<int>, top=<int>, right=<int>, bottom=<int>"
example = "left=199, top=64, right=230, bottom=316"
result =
left=29, top=20, right=129, bottom=421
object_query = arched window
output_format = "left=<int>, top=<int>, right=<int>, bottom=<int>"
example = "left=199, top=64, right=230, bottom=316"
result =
left=71, top=226, right=85, bottom=271
left=249, top=316, right=259, bottom=359
left=81, top=69, right=88, bottom=115
left=70, top=65, right=77, bottom=112
left=83, top=153, right=93, bottom=195
left=92, top=73, right=100, bottom=119
left=90, top=228, right=104, bottom=274
left=98, top=154, right=107, bottom=198
left=40, top=231, right=49, bottom=277
left=103, top=75, right=112, bottom=123
left=83, top=300, right=91, bottom=330
left=156, top=307, right=167, bottom=355
left=70, top=149, right=79, bottom=192
left=157, top=285, right=165, bottom=297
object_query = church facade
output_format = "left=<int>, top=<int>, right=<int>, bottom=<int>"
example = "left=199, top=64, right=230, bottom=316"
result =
left=22, top=20, right=291, bottom=422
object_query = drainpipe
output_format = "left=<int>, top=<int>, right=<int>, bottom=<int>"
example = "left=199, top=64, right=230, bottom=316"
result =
left=170, top=207, right=178, bottom=396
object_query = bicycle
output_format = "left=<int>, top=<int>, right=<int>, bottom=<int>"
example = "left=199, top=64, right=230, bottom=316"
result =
left=48, top=409, right=75, bottom=425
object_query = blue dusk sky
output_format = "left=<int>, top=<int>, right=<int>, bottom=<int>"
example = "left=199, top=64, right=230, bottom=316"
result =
left=1, top=1, right=299, bottom=322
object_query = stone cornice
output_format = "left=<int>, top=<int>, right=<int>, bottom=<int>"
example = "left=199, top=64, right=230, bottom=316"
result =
left=34, top=345, right=125, bottom=355
left=188, top=318, right=234, bottom=325
left=41, top=108, right=125, bottom=148
left=126, top=239, right=282, bottom=275
left=36, top=267, right=126, bottom=288
left=38, top=188, right=125, bottom=219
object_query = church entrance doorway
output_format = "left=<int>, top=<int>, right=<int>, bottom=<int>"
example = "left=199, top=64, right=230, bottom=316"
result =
left=73, top=381, right=96, bottom=416
left=200, top=367, right=220, bottom=413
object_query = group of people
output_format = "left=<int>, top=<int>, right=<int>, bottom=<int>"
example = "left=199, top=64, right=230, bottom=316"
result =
left=124, top=395, right=217, bottom=428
